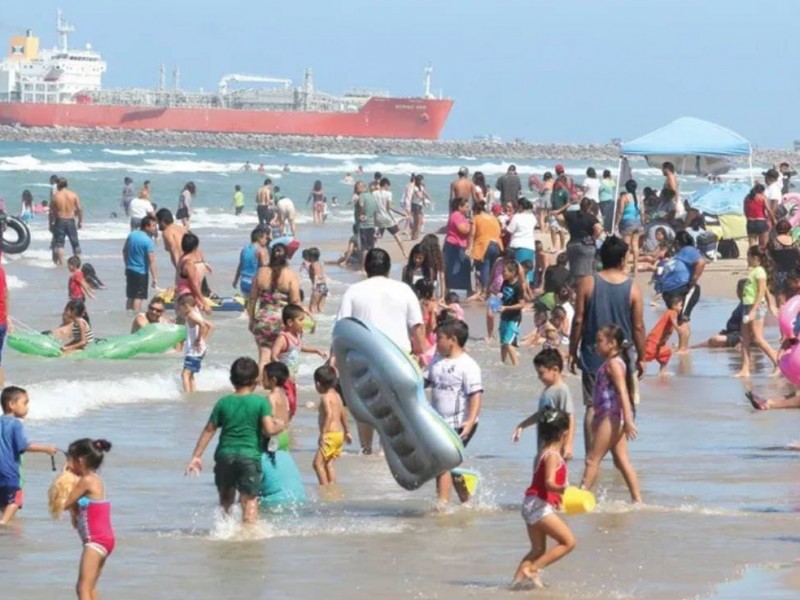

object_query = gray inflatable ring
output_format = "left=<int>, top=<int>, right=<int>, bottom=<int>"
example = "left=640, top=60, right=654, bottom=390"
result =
left=0, top=215, right=31, bottom=255
left=333, top=317, right=464, bottom=490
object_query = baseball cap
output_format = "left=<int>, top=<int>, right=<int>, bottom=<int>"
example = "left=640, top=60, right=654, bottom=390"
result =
left=458, top=166, right=469, bottom=176
left=555, top=164, right=565, bottom=174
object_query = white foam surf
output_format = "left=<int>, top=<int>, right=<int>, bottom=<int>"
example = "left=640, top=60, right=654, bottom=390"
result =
left=23, top=366, right=231, bottom=421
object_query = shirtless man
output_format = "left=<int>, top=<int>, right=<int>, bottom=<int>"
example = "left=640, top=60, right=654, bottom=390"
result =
left=155, top=208, right=186, bottom=269
left=130, top=297, right=171, bottom=333
left=450, top=167, right=475, bottom=202
left=49, top=177, right=83, bottom=265
left=256, top=178, right=274, bottom=228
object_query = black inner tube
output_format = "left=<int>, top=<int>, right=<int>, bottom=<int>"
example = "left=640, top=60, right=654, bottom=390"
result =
left=0, top=215, right=32, bottom=255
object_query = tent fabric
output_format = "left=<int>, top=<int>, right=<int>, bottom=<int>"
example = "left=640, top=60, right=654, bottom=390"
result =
left=621, top=117, right=751, bottom=158
left=687, top=182, right=750, bottom=216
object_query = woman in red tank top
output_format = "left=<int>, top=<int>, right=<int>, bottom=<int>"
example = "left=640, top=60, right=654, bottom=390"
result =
left=510, top=407, right=576, bottom=590
left=743, top=183, right=774, bottom=248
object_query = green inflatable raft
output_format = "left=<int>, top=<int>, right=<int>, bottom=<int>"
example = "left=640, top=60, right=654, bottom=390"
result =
left=8, top=324, right=186, bottom=359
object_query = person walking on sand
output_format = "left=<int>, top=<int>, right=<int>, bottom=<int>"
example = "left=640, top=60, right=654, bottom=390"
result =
left=734, top=246, right=779, bottom=378
left=569, top=236, right=646, bottom=453
left=50, top=177, right=83, bottom=266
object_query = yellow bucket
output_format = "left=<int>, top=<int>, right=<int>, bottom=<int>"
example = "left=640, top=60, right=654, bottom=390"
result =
left=562, top=486, right=596, bottom=515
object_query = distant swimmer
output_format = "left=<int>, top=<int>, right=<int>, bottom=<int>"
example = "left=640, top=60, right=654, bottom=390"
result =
left=356, top=165, right=364, bottom=174
left=283, top=163, right=291, bottom=173
left=450, top=166, right=475, bottom=202
left=257, top=163, right=266, bottom=173
left=121, top=177, right=135, bottom=215
left=176, top=181, right=195, bottom=229
left=242, top=161, right=252, bottom=172
left=331, top=195, right=339, bottom=208
left=343, top=173, right=354, bottom=185
left=50, top=177, right=83, bottom=266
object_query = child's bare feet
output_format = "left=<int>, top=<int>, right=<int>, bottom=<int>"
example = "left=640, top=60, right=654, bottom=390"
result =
left=733, top=370, right=750, bottom=378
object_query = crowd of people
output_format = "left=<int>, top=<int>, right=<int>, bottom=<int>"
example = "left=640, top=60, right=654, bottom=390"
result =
left=3, top=158, right=800, bottom=596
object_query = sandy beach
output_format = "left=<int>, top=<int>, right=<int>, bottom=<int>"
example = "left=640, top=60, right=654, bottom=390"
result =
left=0, top=141, right=797, bottom=600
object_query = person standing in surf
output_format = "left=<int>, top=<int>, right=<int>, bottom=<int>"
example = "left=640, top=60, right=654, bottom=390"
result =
left=176, top=181, right=195, bottom=229
left=50, top=178, right=83, bottom=266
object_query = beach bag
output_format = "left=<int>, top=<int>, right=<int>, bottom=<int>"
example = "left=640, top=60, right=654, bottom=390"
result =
left=718, top=239, right=739, bottom=259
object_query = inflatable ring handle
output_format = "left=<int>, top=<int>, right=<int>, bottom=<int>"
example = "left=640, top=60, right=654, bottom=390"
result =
left=0, top=215, right=31, bottom=255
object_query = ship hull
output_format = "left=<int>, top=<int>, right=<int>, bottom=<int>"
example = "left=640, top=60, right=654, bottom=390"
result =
left=0, top=97, right=453, bottom=139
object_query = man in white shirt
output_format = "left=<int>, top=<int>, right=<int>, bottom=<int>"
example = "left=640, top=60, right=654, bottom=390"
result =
left=764, top=168, right=783, bottom=214
left=335, top=248, right=426, bottom=453
left=129, top=195, right=155, bottom=231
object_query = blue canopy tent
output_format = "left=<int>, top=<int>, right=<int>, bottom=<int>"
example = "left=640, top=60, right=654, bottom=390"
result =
left=614, top=117, right=754, bottom=227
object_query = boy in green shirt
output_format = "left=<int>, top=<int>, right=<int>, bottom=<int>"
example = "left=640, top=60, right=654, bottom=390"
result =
left=186, top=357, right=285, bottom=523
left=232, top=184, right=245, bottom=215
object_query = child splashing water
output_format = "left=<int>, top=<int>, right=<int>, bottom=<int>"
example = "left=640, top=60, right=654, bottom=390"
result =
left=62, top=438, right=115, bottom=600
left=580, top=325, right=641, bottom=502
left=511, top=408, right=576, bottom=590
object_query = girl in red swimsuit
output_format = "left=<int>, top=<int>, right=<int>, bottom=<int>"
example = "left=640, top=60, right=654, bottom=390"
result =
left=63, top=438, right=115, bottom=600
left=510, top=408, right=575, bottom=589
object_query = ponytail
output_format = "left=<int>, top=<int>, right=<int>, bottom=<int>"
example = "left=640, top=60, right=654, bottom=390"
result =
left=67, top=438, right=112, bottom=470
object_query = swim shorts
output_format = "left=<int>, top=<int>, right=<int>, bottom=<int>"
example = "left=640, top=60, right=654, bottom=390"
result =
left=721, top=330, right=741, bottom=347
left=257, top=205, right=274, bottom=226
left=314, top=282, right=329, bottom=297
left=499, top=319, right=520, bottom=346
left=320, top=431, right=345, bottom=461
left=0, top=486, right=23, bottom=509
left=51, top=218, right=81, bottom=254
left=214, top=455, right=263, bottom=497
left=175, top=207, right=189, bottom=221
left=359, top=228, right=376, bottom=252
left=455, top=421, right=479, bottom=447
left=521, top=494, right=555, bottom=525
left=183, top=354, right=204, bottom=373
left=411, top=203, right=423, bottom=215
left=125, top=269, right=149, bottom=300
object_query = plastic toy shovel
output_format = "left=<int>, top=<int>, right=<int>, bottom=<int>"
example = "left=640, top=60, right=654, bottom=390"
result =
left=562, top=486, right=596, bottom=515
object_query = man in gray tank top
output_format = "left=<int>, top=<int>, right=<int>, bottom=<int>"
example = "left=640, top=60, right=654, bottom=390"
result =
left=568, top=236, right=646, bottom=453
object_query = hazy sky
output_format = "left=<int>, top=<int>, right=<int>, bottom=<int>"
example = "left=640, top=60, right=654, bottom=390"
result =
left=1, top=1, right=794, bottom=147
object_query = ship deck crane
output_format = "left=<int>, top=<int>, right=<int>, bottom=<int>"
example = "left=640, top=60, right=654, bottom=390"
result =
left=218, top=74, right=293, bottom=96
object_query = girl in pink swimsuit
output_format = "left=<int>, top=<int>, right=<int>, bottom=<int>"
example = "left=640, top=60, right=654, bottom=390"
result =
left=580, top=325, right=642, bottom=502
left=63, top=438, right=115, bottom=600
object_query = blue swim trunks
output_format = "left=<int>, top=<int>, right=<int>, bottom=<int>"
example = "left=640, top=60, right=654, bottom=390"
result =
left=183, top=354, right=204, bottom=374
left=499, top=319, right=520, bottom=346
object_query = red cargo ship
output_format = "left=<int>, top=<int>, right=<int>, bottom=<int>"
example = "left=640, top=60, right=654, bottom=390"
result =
left=0, top=12, right=453, bottom=140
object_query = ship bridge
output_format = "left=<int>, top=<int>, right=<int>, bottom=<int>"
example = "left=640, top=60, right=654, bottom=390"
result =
left=0, top=11, right=105, bottom=104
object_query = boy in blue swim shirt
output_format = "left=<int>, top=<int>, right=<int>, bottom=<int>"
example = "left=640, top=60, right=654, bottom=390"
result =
left=0, top=386, right=57, bottom=524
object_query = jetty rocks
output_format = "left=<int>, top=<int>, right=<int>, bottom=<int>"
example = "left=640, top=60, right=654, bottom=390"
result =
left=0, top=125, right=795, bottom=165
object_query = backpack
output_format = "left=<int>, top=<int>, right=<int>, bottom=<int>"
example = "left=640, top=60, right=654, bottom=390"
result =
left=717, top=239, right=739, bottom=259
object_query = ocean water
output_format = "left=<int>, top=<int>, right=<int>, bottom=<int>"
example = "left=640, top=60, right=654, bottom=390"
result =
left=0, top=140, right=798, bottom=599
